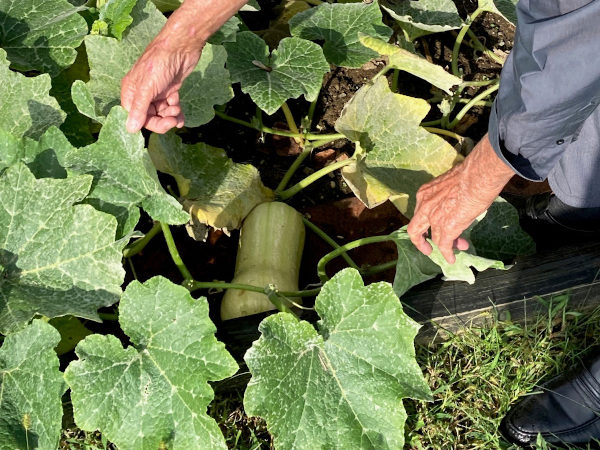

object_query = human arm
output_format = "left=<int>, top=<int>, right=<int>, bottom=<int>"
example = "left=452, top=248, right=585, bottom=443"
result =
left=407, top=134, right=515, bottom=264
left=121, top=0, right=248, bottom=133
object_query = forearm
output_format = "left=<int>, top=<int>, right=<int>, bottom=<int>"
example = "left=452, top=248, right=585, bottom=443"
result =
left=152, top=0, right=248, bottom=53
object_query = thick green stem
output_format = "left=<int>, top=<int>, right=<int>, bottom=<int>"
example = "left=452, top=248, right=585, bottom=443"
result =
left=391, top=69, right=400, bottom=92
left=372, top=65, right=392, bottom=81
left=459, top=79, right=498, bottom=89
left=466, top=28, right=506, bottom=65
left=448, top=83, right=499, bottom=129
left=280, top=102, right=302, bottom=144
left=215, top=110, right=342, bottom=141
left=452, top=8, right=485, bottom=77
left=189, top=281, right=321, bottom=298
left=278, top=157, right=355, bottom=200
left=302, top=217, right=359, bottom=270
left=360, top=260, right=398, bottom=277
left=318, top=234, right=397, bottom=282
left=306, top=97, right=319, bottom=129
left=276, top=147, right=312, bottom=193
left=423, top=127, right=464, bottom=142
left=421, top=119, right=442, bottom=127
left=123, top=222, right=162, bottom=258
left=160, top=222, right=193, bottom=281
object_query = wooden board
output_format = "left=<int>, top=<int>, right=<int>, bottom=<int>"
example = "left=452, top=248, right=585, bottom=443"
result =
left=402, top=238, right=600, bottom=342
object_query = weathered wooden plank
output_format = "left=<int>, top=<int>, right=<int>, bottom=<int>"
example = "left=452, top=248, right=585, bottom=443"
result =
left=402, top=239, right=600, bottom=341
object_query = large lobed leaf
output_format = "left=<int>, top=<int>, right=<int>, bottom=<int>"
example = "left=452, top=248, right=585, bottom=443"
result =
left=0, top=320, right=65, bottom=450
left=381, top=0, right=463, bottom=41
left=244, top=268, right=432, bottom=449
left=74, top=0, right=233, bottom=127
left=0, top=0, right=88, bottom=76
left=65, top=276, right=239, bottom=450
left=359, top=34, right=461, bottom=94
left=225, top=32, right=329, bottom=115
left=149, top=131, right=273, bottom=232
left=289, top=1, right=392, bottom=68
left=0, top=163, right=125, bottom=334
left=479, top=0, right=518, bottom=25
left=0, top=48, right=65, bottom=140
left=335, top=76, right=462, bottom=215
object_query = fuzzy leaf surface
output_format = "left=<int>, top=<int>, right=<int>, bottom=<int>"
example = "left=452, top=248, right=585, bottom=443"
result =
left=335, top=77, right=461, bottom=215
left=94, top=0, right=138, bottom=39
left=0, top=320, right=65, bottom=450
left=381, top=0, right=462, bottom=41
left=76, top=0, right=232, bottom=127
left=65, top=276, right=238, bottom=450
left=0, top=163, right=125, bottom=334
left=225, top=32, right=329, bottom=115
left=289, top=1, right=392, bottom=68
left=479, top=0, right=517, bottom=24
left=359, top=35, right=461, bottom=93
left=60, top=106, right=188, bottom=236
left=0, top=49, right=65, bottom=140
left=244, top=268, right=432, bottom=449
left=0, top=0, right=88, bottom=75
left=149, top=132, right=273, bottom=232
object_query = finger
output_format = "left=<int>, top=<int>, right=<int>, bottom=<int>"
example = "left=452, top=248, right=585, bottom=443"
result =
left=144, top=115, right=178, bottom=134
left=157, top=105, right=181, bottom=118
left=120, top=74, right=136, bottom=112
left=175, top=111, right=185, bottom=129
left=126, top=87, right=155, bottom=133
left=167, top=91, right=180, bottom=106
left=454, top=237, right=469, bottom=251
left=407, top=215, right=433, bottom=256
left=435, top=235, right=457, bottom=264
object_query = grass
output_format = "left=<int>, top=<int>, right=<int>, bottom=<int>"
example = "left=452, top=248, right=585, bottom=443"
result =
left=61, top=292, right=600, bottom=449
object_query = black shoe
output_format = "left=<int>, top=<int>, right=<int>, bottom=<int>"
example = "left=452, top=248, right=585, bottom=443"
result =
left=523, top=193, right=600, bottom=233
left=501, top=356, right=600, bottom=446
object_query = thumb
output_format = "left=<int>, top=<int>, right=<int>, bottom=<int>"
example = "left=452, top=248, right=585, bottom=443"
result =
left=126, top=87, right=154, bottom=133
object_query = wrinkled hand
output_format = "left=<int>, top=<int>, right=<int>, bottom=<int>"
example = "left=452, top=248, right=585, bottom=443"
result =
left=121, top=43, right=201, bottom=134
left=407, top=134, right=515, bottom=264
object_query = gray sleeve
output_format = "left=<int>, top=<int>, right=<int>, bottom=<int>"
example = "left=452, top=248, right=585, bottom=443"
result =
left=488, top=0, right=600, bottom=181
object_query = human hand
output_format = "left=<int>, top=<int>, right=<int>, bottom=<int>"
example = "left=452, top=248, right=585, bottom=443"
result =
left=407, top=134, right=515, bottom=263
left=121, top=42, right=201, bottom=134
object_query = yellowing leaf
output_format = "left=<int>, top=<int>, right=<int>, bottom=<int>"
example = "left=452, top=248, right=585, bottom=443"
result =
left=335, top=77, right=462, bottom=215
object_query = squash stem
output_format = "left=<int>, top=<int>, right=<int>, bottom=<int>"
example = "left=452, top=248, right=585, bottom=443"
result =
left=189, top=281, right=321, bottom=298
left=302, top=217, right=360, bottom=270
left=360, top=260, right=398, bottom=277
left=465, top=28, right=506, bottom=65
left=423, top=127, right=464, bottom=142
left=280, top=102, right=303, bottom=145
left=452, top=7, right=485, bottom=77
left=160, top=222, right=193, bottom=282
left=275, top=146, right=312, bottom=193
left=123, top=222, right=162, bottom=258
left=278, top=157, right=355, bottom=200
left=391, top=69, right=400, bottom=92
left=318, top=234, right=397, bottom=282
left=448, top=83, right=499, bottom=129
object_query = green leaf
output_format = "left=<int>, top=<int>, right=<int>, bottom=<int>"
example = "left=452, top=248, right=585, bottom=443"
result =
left=0, top=320, right=65, bottom=450
left=96, top=0, right=138, bottom=40
left=225, top=32, right=329, bottom=115
left=65, top=276, right=238, bottom=450
left=0, top=0, right=87, bottom=76
left=359, top=34, right=461, bottom=93
left=381, top=0, right=463, bottom=41
left=0, top=163, right=125, bottom=333
left=76, top=0, right=233, bottom=127
left=244, top=268, right=432, bottom=449
left=263, top=1, right=311, bottom=49
left=469, top=198, right=535, bottom=260
left=289, top=1, right=392, bottom=68
left=49, top=315, right=93, bottom=356
left=335, top=76, right=461, bottom=215
left=149, top=131, right=273, bottom=232
left=0, top=49, right=66, bottom=140
left=391, top=228, right=441, bottom=298
left=61, top=106, right=188, bottom=236
left=208, top=16, right=241, bottom=45
left=479, top=0, right=518, bottom=25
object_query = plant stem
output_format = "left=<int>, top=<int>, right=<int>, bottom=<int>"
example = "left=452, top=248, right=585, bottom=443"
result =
left=391, top=69, right=400, bottom=92
left=278, top=157, right=355, bottom=200
left=452, top=7, right=485, bottom=77
left=215, top=110, right=343, bottom=141
left=360, top=260, right=398, bottom=277
left=448, top=83, right=499, bottom=129
left=160, top=222, right=193, bottom=281
left=421, top=119, right=442, bottom=127
left=276, top=147, right=312, bottom=193
left=280, top=102, right=302, bottom=144
left=189, top=281, right=321, bottom=298
left=423, top=127, right=464, bottom=142
left=372, top=65, right=391, bottom=81
left=304, top=0, right=322, bottom=4
left=123, top=222, right=162, bottom=258
left=318, top=234, right=397, bottom=282
left=306, top=97, right=319, bottom=129
left=98, top=312, right=119, bottom=321
left=459, top=79, right=498, bottom=88
left=466, top=28, right=506, bottom=65
left=302, top=217, right=359, bottom=270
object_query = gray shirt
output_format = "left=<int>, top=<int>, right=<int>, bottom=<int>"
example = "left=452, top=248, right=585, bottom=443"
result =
left=488, top=0, right=600, bottom=181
